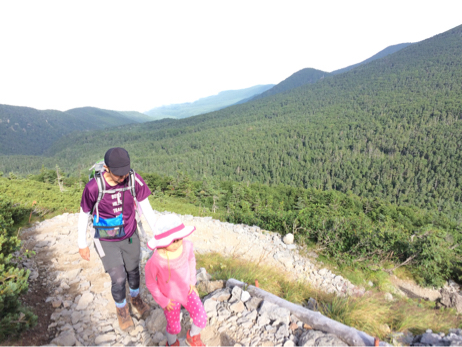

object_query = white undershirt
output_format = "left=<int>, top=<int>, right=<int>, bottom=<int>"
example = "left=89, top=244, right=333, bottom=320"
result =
left=77, top=198, right=157, bottom=249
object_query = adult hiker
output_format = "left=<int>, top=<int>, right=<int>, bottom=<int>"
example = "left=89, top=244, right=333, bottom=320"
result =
left=77, top=147, right=159, bottom=331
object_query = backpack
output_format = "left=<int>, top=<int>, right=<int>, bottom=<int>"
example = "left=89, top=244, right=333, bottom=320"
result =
left=88, top=159, right=105, bottom=180
left=89, top=160, right=146, bottom=239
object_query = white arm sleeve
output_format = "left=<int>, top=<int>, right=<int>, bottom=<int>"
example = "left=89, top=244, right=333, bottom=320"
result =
left=78, top=207, right=91, bottom=249
left=138, top=198, right=158, bottom=234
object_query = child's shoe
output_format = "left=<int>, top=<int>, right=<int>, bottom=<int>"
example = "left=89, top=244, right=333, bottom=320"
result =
left=186, top=330, right=205, bottom=346
left=166, top=340, right=180, bottom=346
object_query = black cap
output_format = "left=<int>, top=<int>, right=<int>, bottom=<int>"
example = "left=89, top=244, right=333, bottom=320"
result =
left=104, top=147, right=130, bottom=176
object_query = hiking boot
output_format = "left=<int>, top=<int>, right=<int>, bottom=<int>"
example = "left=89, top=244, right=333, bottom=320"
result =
left=116, top=304, right=134, bottom=332
left=130, top=294, right=150, bottom=319
left=186, top=330, right=205, bottom=346
left=166, top=340, right=180, bottom=346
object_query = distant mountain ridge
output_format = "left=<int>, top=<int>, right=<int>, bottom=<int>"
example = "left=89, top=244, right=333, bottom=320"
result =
left=330, top=42, right=413, bottom=75
left=65, top=107, right=152, bottom=124
left=247, top=43, right=412, bottom=103
left=0, top=105, right=152, bottom=156
left=143, top=43, right=412, bottom=119
left=144, top=84, right=274, bottom=120
left=250, top=68, right=329, bottom=101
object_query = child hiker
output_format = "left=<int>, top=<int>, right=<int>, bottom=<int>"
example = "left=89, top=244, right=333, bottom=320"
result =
left=145, top=214, right=207, bottom=347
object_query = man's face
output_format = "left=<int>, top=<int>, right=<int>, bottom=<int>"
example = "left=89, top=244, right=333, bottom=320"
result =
left=104, top=165, right=128, bottom=184
left=108, top=171, right=128, bottom=184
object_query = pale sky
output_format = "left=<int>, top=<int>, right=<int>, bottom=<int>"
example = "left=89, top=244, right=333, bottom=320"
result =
left=0, top=1, right=461, bottom=113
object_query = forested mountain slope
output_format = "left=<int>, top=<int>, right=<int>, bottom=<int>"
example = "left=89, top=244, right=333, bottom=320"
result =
left=248, top=43, right=411, bottom=103
left=250, top=68, right=329, bottom=101
left=144, top=84, right=274, bottom=120
left=0, top=105, right=150, bottom=156
left=4, top=24, right=462, bottom=218
left=330, top=42, right=412, bottom=75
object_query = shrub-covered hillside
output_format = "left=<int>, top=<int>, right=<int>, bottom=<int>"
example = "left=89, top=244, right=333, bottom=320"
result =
left=3, top=168, right=460, bottom=287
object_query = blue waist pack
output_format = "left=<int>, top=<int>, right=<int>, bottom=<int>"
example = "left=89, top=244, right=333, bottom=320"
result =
left=93, top=213, right=125, bottom=239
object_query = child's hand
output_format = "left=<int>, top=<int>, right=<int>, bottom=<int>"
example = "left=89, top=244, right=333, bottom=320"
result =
left=166, top=299, right=175, bottom=311
left=189, top=285, right=199, bottom=296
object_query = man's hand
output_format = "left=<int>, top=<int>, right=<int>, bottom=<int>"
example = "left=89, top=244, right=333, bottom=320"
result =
left=166, top=299, right=175, bottom=311
left=189, top=285, right=199, bottom=296
left=79, top=247, right=90, bottom=261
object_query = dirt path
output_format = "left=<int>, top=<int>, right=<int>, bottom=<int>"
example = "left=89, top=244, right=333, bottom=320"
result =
left=13, top=210, right=445, bottom=346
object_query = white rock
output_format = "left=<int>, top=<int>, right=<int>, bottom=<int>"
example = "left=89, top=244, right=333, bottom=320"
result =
left=76, top=292, right=94, bottom=310
left=145, top=309, right=167, bottom=333
left=35, top=240, right=50, bottom=248
left=64, top=268, right=82, bottom=280
left=103, top=324, right=115, bottom=333
left=241, top=291, right=251, bottom=303
left=129, top=325, right=144, bottom=337
left=94, top=333, right=117, bottom=345
left=152, top=331, right=165, bottom=344
left=51, top=331, right=76, bottom=346
left=50, top=311, right=62, bottom=321
left=79, top=281, right=90, bottom=291
left=52, top=299, right=62, bottom=308
left=196, top=267, right=211, bottom=282
left=71, top=311, right=81, bottom=324
left=283, top=233, right=294, bottom=245
left=203, top=298, right=218, bottom=315
left=384, top=293, right=393, bottom=302
left=122, top=335, right=134, bottom=345
left=29, top=270, right=39, bottom=281
left=231, top=286, right=243, bottom=301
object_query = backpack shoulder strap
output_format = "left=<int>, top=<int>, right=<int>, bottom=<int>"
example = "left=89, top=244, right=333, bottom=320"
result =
left=129, top=170, right=148, bottom=239
left=93, top=171, right=105, bottom=223
left=129, top=169, right=139, bottom=199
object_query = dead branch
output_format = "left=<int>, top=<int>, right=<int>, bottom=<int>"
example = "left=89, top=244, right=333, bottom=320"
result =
left=384, top=254, right=417, bottom=274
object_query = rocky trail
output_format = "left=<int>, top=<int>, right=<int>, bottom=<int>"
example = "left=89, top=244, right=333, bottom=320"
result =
left=16, top=211, right=462, bottom=346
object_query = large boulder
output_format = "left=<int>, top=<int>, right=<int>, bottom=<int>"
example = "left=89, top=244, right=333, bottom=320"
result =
left=440, top=288, right=462, bottom=313
left=51, top=331, right=77, bottom=346
left=145, top=308, right=167, bottom=333
left=258, top=300, right=290, bottom=325
left=299, top=330, right=348, bottom=346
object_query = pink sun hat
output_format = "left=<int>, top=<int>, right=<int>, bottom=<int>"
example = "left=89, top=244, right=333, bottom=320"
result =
left=147, top=214, right=196, bottom=250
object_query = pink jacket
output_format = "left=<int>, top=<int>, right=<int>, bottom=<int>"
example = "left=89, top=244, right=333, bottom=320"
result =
left=145, top=239, right=197, bottom=309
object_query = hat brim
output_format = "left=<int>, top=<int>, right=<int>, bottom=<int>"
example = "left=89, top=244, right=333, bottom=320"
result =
left=147, top=226, right=196, bottom=250
left=110, top=164, right=130, bottom=176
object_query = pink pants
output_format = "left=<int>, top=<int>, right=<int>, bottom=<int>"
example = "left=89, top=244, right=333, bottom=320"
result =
left=163, top=291, right=208, bottom=335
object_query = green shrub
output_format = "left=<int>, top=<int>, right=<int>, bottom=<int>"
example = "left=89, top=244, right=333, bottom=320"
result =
left=0, top=177, right=81, bottom=217
left=0, top=196, right=37, bottom=341
left=3, top=169, right=461, bottom=287
left=223, top=184, right=462, bottom=286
